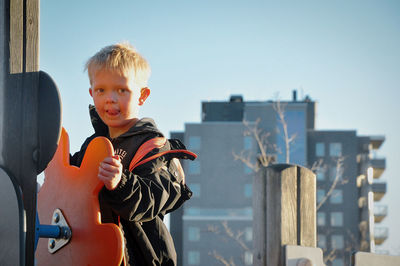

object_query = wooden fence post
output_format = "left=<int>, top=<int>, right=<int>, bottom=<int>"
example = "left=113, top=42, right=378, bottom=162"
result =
left=253, top=164, right=316, bottom=266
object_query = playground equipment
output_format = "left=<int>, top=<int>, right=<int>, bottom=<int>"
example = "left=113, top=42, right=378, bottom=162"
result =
left=35, top=128, right=124, bottom=265
left=0, top=25, right=62, bottom=266
left=1, top=1, right=44, bottom=263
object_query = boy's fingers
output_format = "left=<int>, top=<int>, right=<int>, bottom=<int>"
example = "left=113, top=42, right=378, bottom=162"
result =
left=102, top=156, right=122, bottom=166
left=99, top=164, right=119, bottom=175
left=98, top=171, right=118, bottom=186
left=98, top=169, right=121, bottom=190
left=98, top=172, right=115, bottom=181
left=102, top=157, right=115, bottom=163
left=98, top=173, right=109, bottom=182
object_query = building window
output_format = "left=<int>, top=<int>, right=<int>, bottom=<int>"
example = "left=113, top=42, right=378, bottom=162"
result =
left=244, top=184, right=252, bottom=198
left=329, top=143, right=342, bottom=157
left=190, top=183, right=201, bottom=198
left=184, top=207, right=252, bottom=217
left=245, top=227, right=252, bottom=242
left=188, top=251, right=200, bottom=265
left=188, top=227, right=200, bottom=241
left=185, top=207, right=201, bottom=216
left=332, top=258, right=344, bottom=266
left=188, top=136, right=201, bottom=150
left=317, top=189, right=325, bottom=204
left=244, top=165, right=252, bottom=174
left=316, top=142, right=325, bottom=157
left=316, top=168, right=325, bottom=181
left=318, top=234, right=326, bottom=249
left=330, top=189, right=343, bottom=204
left=244, top=251, right=253, bottom=265
left=331, top=212, right=343, bottom=227
left=317, top=212, right=326, bottom=226
left=244, top=136, right=252, bottom=150
left=188, top=161, right=200, bottom=175
left=331, top=234, right=344, bottom=249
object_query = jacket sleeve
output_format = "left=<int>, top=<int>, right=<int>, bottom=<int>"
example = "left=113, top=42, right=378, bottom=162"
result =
left=98, top=142, right=195, bottom=222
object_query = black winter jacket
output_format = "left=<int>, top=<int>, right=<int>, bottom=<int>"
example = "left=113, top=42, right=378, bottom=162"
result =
left=70, top=106, right=196, bottom=265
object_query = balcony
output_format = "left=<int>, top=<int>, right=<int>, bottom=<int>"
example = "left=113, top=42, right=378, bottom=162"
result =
left=374, top=205, right=388, bottom=223
left=369, top=135, right=385, bottom=150
left=371, top=158, right=386, bottom=179
left=372, top=183, right=387, bottom=201
left=374, top=227, right=388, bottom=245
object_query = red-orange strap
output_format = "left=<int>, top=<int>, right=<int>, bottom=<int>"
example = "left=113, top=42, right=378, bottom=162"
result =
left=130, top=149, right=197, bottom=171
left=128, top=137, right=167, bottom=172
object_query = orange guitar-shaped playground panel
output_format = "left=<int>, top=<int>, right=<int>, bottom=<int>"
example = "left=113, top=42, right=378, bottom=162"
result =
left=36, top=128, right=124, bottom=266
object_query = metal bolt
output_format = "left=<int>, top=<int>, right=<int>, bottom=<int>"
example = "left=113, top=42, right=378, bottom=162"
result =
left=49, top=239, right=56, bottom=249
left=53, top=213, right=60, bottom=223
left=60, top=227, right=72, bottom=240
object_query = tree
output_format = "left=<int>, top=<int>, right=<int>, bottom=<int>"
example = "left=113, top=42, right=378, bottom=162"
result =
left=210, top=100, right=296, bottom=265
left=232, top=118, right=276, bottom=172
left=232, top=99, right=296, bottom=170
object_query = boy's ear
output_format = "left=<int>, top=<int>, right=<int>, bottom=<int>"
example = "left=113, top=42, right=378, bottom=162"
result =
left=138, top=87, right=150, bottom=106
left=89, top=88, right=93, bottom=97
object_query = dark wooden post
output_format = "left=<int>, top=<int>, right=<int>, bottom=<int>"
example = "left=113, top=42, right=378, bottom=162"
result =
left=0, top=0, right=40, bottom=265
left=253, top=164, right=316, bottom=266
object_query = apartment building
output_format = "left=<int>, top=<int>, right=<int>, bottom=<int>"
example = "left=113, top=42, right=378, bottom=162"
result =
left=170, top=94, right=387, bottom=266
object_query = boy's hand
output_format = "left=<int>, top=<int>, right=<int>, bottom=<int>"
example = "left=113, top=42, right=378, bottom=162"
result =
left=98, top=155, right=122, bottom=191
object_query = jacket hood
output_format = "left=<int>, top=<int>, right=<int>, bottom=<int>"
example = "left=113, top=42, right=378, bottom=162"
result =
left=89, top=105, right=163, bottom=138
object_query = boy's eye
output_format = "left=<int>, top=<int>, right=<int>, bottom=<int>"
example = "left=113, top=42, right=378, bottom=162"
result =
left=118, top=88, right=128, bottom=93
left=95, top=88, right=104, bottom=93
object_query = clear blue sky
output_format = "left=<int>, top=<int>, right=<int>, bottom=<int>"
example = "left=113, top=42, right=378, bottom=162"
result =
left=40, top=0, right=400, bottom=254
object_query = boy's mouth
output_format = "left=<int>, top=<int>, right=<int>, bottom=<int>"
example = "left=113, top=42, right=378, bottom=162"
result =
left=106, top=109, right=120, bottom=116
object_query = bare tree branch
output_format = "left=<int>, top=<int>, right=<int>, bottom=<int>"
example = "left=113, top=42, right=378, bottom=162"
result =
left=232, top=149, right=259, bottom=172
left=320, top=227, right=359, bottom=263
left=317, top=157, right=345, bottom=210
left=273, top=99, right=296, bottom=163
left=244, top=119, right=272, bottom=167
left=221, top=221, right=250, bottom=252
left=232, top=119, right=276, bottom=172
left=324, top=249, right=337, bottom=264
left=207, top=222, right=249, bottom=266
left=345, top=229, right=358, bottom=252
left=310, top=158, right=325, bottom=172
left=209, top=250, right=235, bottom=266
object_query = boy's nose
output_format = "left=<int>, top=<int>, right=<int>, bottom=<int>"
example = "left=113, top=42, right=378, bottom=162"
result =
left=106, top=92, right=117, bottom=103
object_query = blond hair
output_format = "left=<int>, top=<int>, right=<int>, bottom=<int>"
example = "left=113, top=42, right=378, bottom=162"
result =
left=85, top=42, right=151, bottom=88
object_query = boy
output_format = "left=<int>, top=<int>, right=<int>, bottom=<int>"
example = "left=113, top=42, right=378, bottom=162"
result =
left=70, top=43, right=196, bottom=265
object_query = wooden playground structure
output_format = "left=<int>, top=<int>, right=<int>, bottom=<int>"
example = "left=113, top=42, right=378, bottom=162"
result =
left=1, top=0, right=400, bottom=265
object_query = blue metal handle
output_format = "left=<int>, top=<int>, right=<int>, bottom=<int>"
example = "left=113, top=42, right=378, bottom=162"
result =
left=35, top=211, right=60, bottom=250
left=37, top=224, right=60, bottom=238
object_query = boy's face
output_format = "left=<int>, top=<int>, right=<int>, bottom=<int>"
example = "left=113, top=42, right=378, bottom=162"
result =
left=89, top=68, right=149, bottom=138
